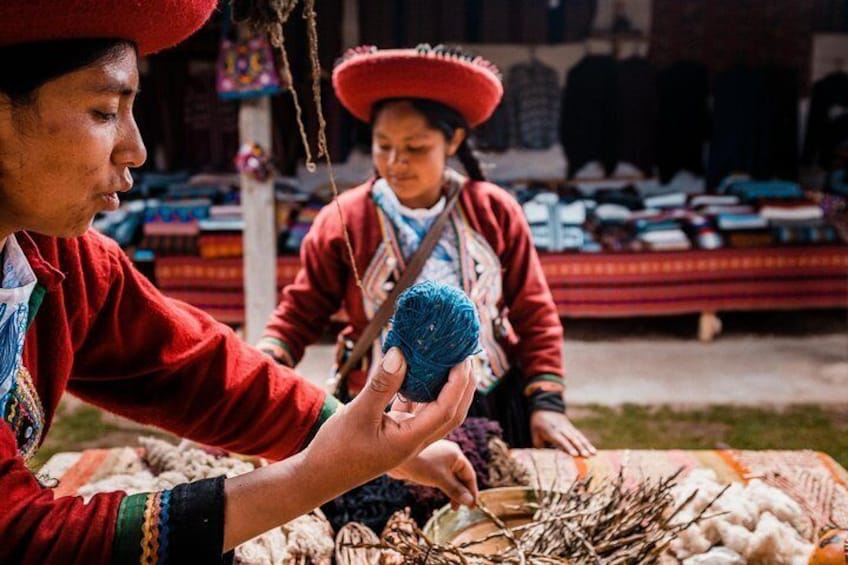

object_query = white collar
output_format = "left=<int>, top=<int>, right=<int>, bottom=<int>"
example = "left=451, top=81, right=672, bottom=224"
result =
left=373, top=178, right=446, bottom=220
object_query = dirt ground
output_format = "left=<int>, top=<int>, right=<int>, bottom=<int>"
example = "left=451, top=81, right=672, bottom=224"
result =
left=298, top=309, right=848, bottom=406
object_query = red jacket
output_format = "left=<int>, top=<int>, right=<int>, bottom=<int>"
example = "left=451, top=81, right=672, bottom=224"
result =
left=2, top=230, right=337, bottom=564
left=261, top=179, right=565, bottom=399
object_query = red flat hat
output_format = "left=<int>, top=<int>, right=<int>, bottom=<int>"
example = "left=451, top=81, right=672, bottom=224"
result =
left=333, top=45, right=503, bottom=127
left=0, top=0, right=218, bottom=55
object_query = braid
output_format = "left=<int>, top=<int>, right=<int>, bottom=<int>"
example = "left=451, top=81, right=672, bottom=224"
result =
left=456, top=138, right=486, bottom=182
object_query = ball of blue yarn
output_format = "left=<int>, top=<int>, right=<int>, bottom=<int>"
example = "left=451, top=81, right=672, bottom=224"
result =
left=382, top=281, right=481, bottom=403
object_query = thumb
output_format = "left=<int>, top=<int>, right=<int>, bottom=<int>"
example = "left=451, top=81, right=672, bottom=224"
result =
left=350, top=347, right=406, bottom=422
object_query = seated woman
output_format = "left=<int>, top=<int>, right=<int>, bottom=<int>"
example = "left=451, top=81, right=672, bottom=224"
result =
left=259, top=45, right=595, bottom=457
left=0, top=4, right=478, bottom=563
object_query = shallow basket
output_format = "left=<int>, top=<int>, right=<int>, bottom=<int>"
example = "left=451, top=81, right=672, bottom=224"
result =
left=423, top=486, right=543, bottom=553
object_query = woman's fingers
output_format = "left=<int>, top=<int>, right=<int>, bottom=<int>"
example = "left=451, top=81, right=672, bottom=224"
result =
left=406, top=359, right=475, bottom=444
left=565, top=428, right=597, bottom=457
left=552, top=430, right=580, bottom=456
left=349, top=347, right=406, bottom=425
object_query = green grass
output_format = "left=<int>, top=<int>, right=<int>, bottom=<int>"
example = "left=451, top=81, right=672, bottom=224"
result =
left=570, top=404, right=848, bottom=468
left=28, top=403, right=172, bottom=471
left=30, top=401, right=848, bottom=472
left=29, top=404, right=122, bottom=470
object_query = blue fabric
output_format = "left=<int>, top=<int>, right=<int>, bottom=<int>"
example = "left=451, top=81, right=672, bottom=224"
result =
left=724, top=180, right=804, bottom=202
left=0, top=236, right=36, bottom=415
left=371, top=175, right=461, bottom=288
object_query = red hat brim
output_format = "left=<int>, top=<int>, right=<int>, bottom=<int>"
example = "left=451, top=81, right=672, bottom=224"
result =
left=0, top=0, right=218, bottom=55
left=332, top=49, right=503, bottom=127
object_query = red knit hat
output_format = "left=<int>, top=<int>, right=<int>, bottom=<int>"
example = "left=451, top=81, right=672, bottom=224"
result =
left=332, top=45, right=503, bottom=127
left=0, top=0, right=218, bottom=56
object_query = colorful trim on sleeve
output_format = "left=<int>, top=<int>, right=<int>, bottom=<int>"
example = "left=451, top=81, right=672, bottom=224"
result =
left=524, top=373, right=566, bottom=414
left=257, top=336, right=295, bottom=367
left=523, top=373, right=565, bottom=397
left=111, top=477, right=228, bottom=565
left=302, top=393, right=342, bottom=447
left=25, top=283, right=46, bottom=330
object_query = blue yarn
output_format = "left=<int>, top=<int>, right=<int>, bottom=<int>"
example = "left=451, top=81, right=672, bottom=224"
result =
left=382, top=281, right=481, bottom=402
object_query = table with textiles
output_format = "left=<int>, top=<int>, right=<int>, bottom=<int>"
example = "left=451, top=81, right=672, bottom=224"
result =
left=539, top=245, right=848, bottom=340
left=540, top=246, right=848, bottom=318
left=42, top=447, right=848, bottom=530
left=152, top=245, right=848, bottom=340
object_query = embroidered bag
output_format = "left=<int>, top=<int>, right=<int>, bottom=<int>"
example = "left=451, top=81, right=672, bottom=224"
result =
left=216, top=12, right=282, bottom=101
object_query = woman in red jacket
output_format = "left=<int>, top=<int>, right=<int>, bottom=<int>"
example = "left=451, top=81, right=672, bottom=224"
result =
left=0, top=4, right=478, bottom=563
left=259, top=45, right=596, bottom=457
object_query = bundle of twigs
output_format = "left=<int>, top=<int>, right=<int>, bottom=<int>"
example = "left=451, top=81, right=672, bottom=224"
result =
left=350, top=469, right=727, bottom=564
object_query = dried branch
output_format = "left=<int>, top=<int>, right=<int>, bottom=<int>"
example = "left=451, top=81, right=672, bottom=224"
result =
left=362, top=469, right=725, bottom=564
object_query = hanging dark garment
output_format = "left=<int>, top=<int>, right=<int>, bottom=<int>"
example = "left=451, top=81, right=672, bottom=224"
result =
left=707, top=66, right=762, bottom=188
left=560, top=55, right=619, bottom=178
left=758, top=67, right=800, bottom=181
left=506, top=59, right=561, bottom=150
left=616, top=56, right=658, bottom=177
left=475, top=97, right=511, bottom=152
left=803, top=71, right=848, bottom=169
left=655, top=61, right=711, bottom=183
left=708, top=65, right=799, bottom=188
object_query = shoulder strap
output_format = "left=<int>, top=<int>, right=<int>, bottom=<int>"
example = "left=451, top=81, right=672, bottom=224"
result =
left=337, top=183, right=464, bottom=379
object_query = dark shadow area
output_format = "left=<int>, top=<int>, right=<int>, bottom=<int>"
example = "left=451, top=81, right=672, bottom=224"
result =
left=561, top=308, right=848, bottom=341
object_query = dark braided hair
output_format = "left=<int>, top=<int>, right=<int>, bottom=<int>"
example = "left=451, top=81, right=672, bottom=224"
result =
left=455, top=135, right=486, bottom=181
left=371, top=98, right=487, bottom=182
left=0, top=39, right=134, bottom=107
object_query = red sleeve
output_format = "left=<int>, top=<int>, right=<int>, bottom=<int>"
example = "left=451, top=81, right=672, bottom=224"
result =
left=3, top=232, right=340, bottom=563
left=496, top=191, right=565, bottom=381
left=0, top=423, right=120, bottom=563
left=67, top=234, right=338, bottom=462
left=1, top=423, right=233, bottom=564
left=260, top=205, right=350, bottom=364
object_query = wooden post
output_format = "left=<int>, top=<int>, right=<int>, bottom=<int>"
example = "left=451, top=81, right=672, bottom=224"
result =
left=239, top=96, right=277, bottom=345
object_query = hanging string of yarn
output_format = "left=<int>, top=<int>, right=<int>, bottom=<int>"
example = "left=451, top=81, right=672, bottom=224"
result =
left=382, top=280, right=481, bottom=403
left=234, top=0, right=364, bottom=288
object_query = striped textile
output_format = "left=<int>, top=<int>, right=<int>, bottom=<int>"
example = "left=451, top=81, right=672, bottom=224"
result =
left=153, top=246, right=848, bottom=324
left=540, top=246, right=848, bottom=317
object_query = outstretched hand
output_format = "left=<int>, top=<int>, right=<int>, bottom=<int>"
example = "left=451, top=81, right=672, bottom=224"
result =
left=223, top=348, right=476, bottom=551
left=530, top=411, right=597, bottom=457
left=388, top=439, right=478, bottom=510
left=304, top=347, right=477, bottom=486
